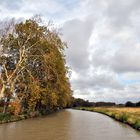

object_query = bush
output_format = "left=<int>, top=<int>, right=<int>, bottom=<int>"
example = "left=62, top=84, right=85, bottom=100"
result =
left=0, top=113, right=11, bottom=121
left=111, top=113, right=116, bottom=118
left=119, top=113, right=128, bottom=122
left=133, top=120, right=140, bottom=129
left=136, top=102, right=140, bottom=107
left=125, top=101, right=135, bottom=107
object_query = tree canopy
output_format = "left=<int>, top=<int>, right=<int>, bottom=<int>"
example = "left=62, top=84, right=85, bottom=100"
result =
left=0, top=17, right=73, bottom=116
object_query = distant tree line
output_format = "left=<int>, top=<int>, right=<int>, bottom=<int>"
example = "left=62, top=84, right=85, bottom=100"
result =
left=125, top=101, right=140, bottom=107
left=72, top=98, right=116, bottom=107
left=72, top=98, right=140, bottom=107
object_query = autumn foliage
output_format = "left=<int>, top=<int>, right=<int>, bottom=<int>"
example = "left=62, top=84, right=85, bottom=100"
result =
left=0, top=17, right=73, bottom=115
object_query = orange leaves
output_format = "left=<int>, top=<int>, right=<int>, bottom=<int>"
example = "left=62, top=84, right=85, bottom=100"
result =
left=10, top=99, right=21, bottom=116
left=0, top=17, right=72, bottom=115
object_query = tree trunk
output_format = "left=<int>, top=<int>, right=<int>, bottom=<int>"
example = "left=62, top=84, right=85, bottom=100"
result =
left=3, top=97, right=10, bottom=114
left=3, top=98, right=7, bottom=114
left=0, top=84, right=6, bottom=98
left=0, top=84, right=11, bottom=114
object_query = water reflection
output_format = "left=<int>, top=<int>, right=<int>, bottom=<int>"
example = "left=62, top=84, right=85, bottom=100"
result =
left=0, top=109, right=139, bottom=140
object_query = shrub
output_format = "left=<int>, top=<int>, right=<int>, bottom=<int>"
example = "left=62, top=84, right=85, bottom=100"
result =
left=111, top=113, right=116, bottom=118
left=119, top=113, right=128, bottom=122
left=133, top=120, right=140, bottom=129
left=0, top=113, right=11, bottom=122
left=125, top=101, right=135, bottom=107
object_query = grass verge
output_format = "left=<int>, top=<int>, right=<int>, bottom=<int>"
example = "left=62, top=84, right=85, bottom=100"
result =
left=75, top=107, right=140, bottom=131
left=0, top=113, right=29, bottom=124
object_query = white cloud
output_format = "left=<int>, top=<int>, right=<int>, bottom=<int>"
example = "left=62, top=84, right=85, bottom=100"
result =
left=0, top=0, right=140, bottom=103
left=61, top=0, right=140, bottom=103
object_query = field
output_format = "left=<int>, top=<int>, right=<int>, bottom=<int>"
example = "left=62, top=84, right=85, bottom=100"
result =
left=76, top=107, right=140, bottom=130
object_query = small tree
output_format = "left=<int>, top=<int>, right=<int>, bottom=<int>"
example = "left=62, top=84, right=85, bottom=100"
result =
left=125, top=101, right=135, bottom=107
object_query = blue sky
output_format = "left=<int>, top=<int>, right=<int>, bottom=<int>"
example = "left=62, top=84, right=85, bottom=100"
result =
left=0, top=0, right=140, bottom=103
left=118, top=75, right=140, bottom=85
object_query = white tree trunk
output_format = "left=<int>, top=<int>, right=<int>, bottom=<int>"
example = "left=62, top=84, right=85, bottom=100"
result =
left=0, top=84, right=6, bottom=98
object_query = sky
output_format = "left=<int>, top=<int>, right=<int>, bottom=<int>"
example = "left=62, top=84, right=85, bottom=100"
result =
left=0, top=0, right=140, bottom=103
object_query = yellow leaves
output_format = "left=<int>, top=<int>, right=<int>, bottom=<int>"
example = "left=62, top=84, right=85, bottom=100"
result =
left=0, top=17, right=72, bottom=114
left=40, top=89, right=58, bottom=107
left=50, top=92, right=58, bottom=107
left=27, top=81, right=41, bottom=111
left=10, top=99, right=21, bottom=116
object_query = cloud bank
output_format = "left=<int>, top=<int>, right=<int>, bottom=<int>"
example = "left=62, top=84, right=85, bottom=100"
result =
left=1, top=0, right=140, bottom=103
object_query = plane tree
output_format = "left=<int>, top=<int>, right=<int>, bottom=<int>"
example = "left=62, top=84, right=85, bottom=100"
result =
left=0, top=17, right=72, bottom=115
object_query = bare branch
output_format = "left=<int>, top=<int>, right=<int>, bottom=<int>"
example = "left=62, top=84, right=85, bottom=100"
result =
left=3, top=64, right=8, bottom=79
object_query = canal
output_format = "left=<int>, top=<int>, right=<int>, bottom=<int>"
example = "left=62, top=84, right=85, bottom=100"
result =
left=0, top=109, right=140, bottom=140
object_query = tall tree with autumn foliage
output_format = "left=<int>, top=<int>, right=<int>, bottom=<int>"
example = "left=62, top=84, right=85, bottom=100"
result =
left=0, top=17, right=72, bottom=115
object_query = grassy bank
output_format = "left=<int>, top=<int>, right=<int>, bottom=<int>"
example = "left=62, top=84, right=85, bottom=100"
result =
left=0, top=107, right=58, bottom=124
left=0, top=113, right=30, bottom=124
left=0, top=106, right=28, bottom=124
left=76, top=107, right=140, bottom=131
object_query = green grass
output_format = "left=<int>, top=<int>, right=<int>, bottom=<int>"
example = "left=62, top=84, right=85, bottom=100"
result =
left=0, top=113, right=11, bottom=122
left=76, top=107, right=140, bottom=130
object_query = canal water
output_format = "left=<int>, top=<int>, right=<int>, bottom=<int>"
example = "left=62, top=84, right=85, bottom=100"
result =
left=0, top=109, right=140, bottom=140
